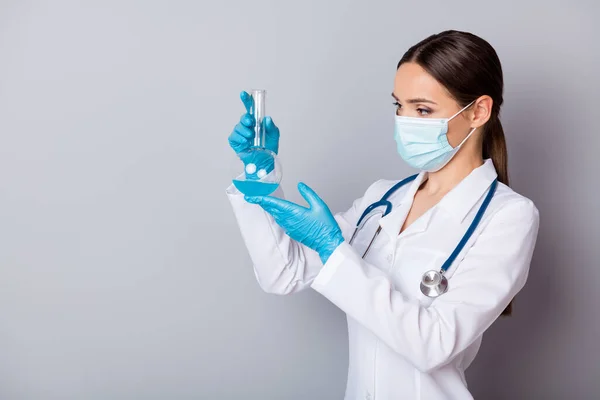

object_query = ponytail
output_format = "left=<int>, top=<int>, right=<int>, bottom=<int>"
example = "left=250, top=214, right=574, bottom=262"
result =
left=483, top=112, right=509, bottom=186
left=483, top=112, right=513, bottom=316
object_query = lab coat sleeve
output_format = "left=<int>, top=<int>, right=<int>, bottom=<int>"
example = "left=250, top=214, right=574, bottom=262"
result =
left=311, top=199, right=540, bottom=372
left=226, top=181, right=378, bottom=295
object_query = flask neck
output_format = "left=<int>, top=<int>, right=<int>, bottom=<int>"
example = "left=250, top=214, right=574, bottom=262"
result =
left=251, top=89, right=266, bottom=147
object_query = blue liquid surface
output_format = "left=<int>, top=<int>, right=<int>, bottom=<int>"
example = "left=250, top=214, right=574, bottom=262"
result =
left=233, top=180, right=279, bottom=196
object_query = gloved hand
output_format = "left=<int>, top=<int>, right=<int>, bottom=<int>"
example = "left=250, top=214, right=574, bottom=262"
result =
left=228, top=91, right=280, bottom=180
left=245, top=183, right=344, bottom=264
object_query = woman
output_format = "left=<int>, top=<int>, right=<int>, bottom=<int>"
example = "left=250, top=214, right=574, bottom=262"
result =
left=226, top=30, right=539, bottom=400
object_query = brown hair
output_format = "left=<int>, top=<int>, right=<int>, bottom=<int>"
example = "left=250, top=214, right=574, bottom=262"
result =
left=398, top=30, right=513, bottom=316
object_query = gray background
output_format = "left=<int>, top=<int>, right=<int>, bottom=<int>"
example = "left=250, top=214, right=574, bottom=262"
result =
left=0, top=0, right=598, bottom=399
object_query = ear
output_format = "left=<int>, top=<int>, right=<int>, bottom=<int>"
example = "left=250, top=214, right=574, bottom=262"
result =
left=471, top=95, right=493, bottom=129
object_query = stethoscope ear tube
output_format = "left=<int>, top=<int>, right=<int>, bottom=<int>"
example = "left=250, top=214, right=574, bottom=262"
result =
left=361, top=226, right=382, bottom=259
left=348, top=224, right=383, bottom=259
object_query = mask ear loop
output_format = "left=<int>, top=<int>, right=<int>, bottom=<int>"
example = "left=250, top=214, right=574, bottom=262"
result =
left=454, top=126, right=478, bottom=148
left=448, top=100, right=478, bottom=149
left=447, top=100, right=476, bottom=122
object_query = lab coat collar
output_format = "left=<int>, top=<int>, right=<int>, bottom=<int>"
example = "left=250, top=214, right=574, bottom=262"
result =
left=378, top=170, right=428, bottom=238
left=378, top=159, right=498, bottom=238
left=436, top=159, right=498, bottom=223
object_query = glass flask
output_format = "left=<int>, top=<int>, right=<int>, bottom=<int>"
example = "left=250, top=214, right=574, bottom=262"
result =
left=231, top=89, right=282, bottom=196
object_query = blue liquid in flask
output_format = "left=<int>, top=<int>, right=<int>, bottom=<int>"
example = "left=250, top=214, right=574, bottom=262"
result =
left=232, top=179, right=279, bottom=196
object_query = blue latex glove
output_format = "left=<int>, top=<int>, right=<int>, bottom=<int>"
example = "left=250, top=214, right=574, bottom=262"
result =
left=245, top=182, right=344, bottom=264
left=228, top=91, right=280, bottom=180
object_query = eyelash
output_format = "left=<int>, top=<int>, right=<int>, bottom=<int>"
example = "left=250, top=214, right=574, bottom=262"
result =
left=393, top=102, right=431, bottom=116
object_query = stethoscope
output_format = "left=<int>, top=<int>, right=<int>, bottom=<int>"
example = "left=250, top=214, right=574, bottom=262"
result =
left=348, top=174, right=498, bottom=298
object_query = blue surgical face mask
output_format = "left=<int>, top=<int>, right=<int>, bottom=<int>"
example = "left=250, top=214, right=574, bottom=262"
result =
left=394, top=101, right=476, bottom=172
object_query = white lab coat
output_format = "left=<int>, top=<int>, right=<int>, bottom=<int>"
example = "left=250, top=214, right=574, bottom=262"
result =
left=227, top=159, right=539, bottom=400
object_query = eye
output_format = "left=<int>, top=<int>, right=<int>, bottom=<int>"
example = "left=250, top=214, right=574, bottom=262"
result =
left=393, top=102, right=402, bottom=114
left=417, top=107, right=431, bottom=116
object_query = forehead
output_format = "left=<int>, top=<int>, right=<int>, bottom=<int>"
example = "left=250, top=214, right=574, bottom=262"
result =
left=393, top=62, right=450, bottom=101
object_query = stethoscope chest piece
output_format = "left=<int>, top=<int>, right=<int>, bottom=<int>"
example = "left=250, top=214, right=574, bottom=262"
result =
left=420, top=270, right=448, bottom=298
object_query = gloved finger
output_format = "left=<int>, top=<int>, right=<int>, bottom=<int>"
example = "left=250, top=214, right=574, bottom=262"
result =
left=240, top=113, right=256, bottom=129
left=234, top=121, right=254, bottom=139
left=228, top=130, right=248, bottom=145
left=229, top=132, right=252, bottom=152
left=245, top=196, right=306, bottom=218
left=253, top=202, right=288, bottom=221
left=271, top=213, right=296, bottom=233
left=245, top=195, right=292, bottom=210
left=264, top=116, right=280, bottom=153
left=298, top=182, right=325, bottom=209
left=240, top=91, right=253, bottom=114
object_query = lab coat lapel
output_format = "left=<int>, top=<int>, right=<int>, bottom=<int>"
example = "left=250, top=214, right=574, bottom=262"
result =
left=436, top=159, right=498, bottom=223
left=378, top=160, right=498, bottom=240
left=398, top=207, right=434, bottom=239
left=378, top=171, right=426, bottom=239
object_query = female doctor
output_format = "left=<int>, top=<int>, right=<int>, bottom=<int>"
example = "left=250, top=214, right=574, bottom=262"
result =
left=226, top=30, right=539, bottom=400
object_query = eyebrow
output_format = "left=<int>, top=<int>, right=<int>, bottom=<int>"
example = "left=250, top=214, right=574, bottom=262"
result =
left=391, top=93, right=437, bottom=105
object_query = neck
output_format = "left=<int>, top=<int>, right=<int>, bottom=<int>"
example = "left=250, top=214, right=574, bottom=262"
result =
left=422, top=153, right=484, bottom=196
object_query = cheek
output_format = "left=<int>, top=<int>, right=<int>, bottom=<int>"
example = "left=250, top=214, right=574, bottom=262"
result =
left=446, top=120, right=471, bottom=147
